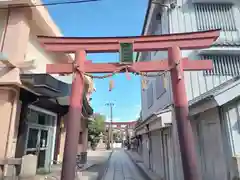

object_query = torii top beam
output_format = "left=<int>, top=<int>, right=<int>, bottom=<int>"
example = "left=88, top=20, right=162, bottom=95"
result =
left=38, top=29, right=220, bottom=53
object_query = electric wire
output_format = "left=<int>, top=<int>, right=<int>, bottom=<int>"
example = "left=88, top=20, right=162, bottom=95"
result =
left=0, top=0, right=101, bottom=9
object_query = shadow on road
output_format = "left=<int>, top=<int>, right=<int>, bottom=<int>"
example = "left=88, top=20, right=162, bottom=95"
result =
left=81, top=151, right=113, bottom=180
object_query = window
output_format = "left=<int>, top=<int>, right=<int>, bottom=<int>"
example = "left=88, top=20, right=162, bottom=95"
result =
left=147, top=83, right=154, bottom=108
left=194, top=3, right=236, bottom=31
left=155, top=75, right=166, bottom=99
left=38, top=114, right=45, bottom=125
left=200, top=54, right=240, bottom=76
left=153, top=12, right=162, bottom=35
left=152, top=13, right=162, bottom=55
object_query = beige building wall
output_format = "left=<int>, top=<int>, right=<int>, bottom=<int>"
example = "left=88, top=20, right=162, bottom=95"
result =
left=0, top=6, right=67, bottom=160
left=0, top=9, right=30, bottom=159
left=25, top=34, right=58, bottom=73
left=0, top=0, right=94, bottom=163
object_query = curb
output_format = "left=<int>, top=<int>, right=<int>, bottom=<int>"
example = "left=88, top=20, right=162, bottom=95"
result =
left=100, top=149, right=114, bottom=180
left=82, top=150, right=113, bottom=172
left=125, top=150, right=157, bottom=180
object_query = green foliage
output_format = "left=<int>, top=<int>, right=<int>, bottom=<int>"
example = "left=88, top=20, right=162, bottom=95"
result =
left=88, top=113, right=105, bottom=146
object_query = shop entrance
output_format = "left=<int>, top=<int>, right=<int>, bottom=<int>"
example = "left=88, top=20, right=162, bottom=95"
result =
left=24, top=105, right=57, bottom=173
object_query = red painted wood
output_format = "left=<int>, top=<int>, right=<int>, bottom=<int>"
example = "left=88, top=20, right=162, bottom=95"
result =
left=42, top=38, right=216, bottom=53
left=182, top=59, right=213, bottom=70
left=38, top=29, right=219, bottom=44
left=47, top=63, right=73, bottom=74
left=168, top=46, right=200, bottom=180
left=61, top=50, right=86, bottom=180
left=84, top=60, right=169, bottom=73
left=46, top=58, right=212, bottom=74
left=42, top=30, right=220, bottom=180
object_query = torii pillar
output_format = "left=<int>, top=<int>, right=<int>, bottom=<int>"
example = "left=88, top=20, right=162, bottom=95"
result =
left=38, top=29, right=220, bottom=180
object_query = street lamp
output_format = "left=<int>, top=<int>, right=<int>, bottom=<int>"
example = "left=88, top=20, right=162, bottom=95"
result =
left=105, top=102, right=114, bottom=149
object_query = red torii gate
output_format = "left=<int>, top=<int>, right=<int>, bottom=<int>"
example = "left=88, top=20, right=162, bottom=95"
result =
left=38, top=29, right=220, bottom=180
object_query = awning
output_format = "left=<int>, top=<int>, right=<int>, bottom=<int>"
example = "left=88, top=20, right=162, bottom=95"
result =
left=20, top=74, right=70, bottom=98
left=20, top=73, right=93, bottom=116
left=135, top=108, right=172, bottom=135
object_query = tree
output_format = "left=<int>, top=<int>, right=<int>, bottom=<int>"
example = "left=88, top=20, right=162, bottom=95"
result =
left=88, top=113, right=105, bottom=149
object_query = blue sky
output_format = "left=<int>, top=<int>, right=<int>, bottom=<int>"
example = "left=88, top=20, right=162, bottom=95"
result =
left=45, top=0, right=148, bottom=122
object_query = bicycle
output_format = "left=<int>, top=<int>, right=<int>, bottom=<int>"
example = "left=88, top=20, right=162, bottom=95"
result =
left=44, top=158, right=84, bottom=180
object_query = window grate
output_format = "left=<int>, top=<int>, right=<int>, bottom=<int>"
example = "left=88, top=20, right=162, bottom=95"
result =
left=201, top=55, right=240, bottom=76
left=194, top=3, right=236, bottom=31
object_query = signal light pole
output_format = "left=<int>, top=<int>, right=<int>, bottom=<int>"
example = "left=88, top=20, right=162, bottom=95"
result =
left=106, top=102, right=114, bottom=149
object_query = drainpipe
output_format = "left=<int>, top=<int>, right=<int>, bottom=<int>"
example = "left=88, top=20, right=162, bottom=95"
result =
left=0, top=87, right=19, bottom=158
left=0, top=8, right=10, bottom=52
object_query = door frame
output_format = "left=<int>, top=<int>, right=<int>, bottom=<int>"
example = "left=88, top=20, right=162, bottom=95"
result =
left=28, top=105, right=57, bottom=165
left=25, top=105, right=57, bottom=171
left=25, top=124, right=52, bottom=171
left=25, top=124, right=50, bottom=152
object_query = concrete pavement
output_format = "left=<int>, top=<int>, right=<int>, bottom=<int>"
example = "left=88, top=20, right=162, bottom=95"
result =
left=80, top=149, right=112, bottom=180
left=36, top=149, right=112, bottom=180
left=35, top=149, right=150, bottom=180
left=102, top=149, right=149, bottom=180
left=125, top=150, right=160, bottom=180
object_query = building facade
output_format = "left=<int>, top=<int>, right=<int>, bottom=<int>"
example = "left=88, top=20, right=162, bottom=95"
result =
left=136, top=0, right=240, bottom=180
left=0, top=0, right=93, bottom=175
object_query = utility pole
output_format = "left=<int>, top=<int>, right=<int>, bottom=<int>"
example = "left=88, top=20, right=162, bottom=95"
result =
left=106, top=102, right=114, bottom=149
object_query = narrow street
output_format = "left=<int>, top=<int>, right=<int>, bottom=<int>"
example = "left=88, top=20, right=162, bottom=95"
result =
left=102, top=149, right=148, bottom=180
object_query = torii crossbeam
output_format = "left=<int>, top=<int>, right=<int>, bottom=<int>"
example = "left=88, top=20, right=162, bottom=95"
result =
left=38, top=29, right=220, bottom=180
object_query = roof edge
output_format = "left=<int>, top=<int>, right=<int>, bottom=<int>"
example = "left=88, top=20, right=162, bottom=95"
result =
left=136, top=0, right=152, bottom=62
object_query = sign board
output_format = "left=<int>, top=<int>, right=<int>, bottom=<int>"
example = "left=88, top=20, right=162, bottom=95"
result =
left=119, top=43, right=134, bottom=64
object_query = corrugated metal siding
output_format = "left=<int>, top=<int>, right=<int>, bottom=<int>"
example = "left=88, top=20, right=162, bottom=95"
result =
left=184, top=54, right=240, bottom=100
left=194, top=108, right=227, bottom=180
left=141, top=1, right=240, bottom=117
left=222, top=101, right=240, bottom=155
left=201, top=54, right=240, bottom=76
left=185, top=71, right=233, bottom=101
left=221, top=100, right=240, bottom=180
left=159, top=1, right=240, bottom=101
left=169, top=1, right=240, bottom=44
left=142, top=134, right=150, bottom=168
left=194, top=3, right=236, bottom=31
left=150, top=130, right=163, bottom=177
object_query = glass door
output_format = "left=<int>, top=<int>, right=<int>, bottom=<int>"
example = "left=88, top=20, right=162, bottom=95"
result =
left=38, top=129, right=49, bottom=168
left=25, top=125, right=50, bottom=171
left=25, top=127, right=39, bottom=155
